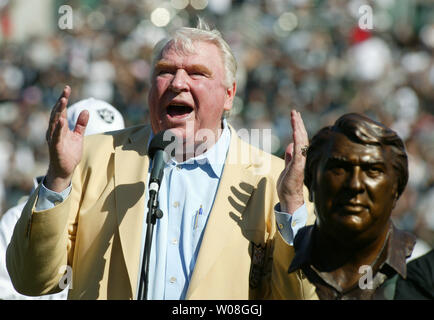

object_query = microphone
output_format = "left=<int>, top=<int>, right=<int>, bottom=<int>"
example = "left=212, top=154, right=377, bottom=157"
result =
left=147, top=130, right=172, bottom=196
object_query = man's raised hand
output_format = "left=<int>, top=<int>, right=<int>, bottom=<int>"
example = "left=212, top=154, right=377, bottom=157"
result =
left=276, top=110, right=309, bottom=213
left=45, top=86, right=89, bottom=192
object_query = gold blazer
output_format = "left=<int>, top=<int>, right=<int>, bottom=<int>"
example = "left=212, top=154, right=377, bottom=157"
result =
left=7, top=124, right=316, bottom=299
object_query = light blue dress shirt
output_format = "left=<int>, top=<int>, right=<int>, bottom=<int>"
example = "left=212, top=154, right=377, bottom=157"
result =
left=35, top=120, right=307, bottom=300
left=140, top=122, right=231, bottom=299
left=274, top=203, right=308, bottom=245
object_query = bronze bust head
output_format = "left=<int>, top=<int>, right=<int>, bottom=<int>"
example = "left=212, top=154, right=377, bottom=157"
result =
left=289, top=113, right=416, bottom=299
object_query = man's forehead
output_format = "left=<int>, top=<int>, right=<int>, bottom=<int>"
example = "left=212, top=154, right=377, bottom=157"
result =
left=161, top=40, right=218, bottom=57
left=154, top=60, right=213, bottom=75
left=325, top=154, right=386, bottom=165
left=154, top=41, right=223, bottom=75
left=323, top=133, right=390, bottom=162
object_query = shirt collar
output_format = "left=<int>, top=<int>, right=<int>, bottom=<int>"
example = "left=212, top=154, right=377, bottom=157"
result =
left=383, top=223, right=416, bottom=278
left=289, top=223, right=416, bottom=279
left=150, top=119, right=231, bottom=179
left=32, top=176, right=44, bottom=192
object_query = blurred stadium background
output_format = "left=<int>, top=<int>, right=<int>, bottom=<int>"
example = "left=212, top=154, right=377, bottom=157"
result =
left=0, top=0, right=433, bottom=250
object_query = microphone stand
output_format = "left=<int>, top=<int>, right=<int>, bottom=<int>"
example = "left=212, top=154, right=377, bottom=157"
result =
left=137, top=130, right=171, bottom=300
left=137, top=188, right=163, bottom=300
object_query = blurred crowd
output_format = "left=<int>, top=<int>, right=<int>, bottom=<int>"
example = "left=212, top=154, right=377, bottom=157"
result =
left=0, top=0, right=433, bottom=249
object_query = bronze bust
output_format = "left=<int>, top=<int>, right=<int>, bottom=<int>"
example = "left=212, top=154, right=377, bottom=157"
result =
left=289, top=113, right=416, bottom=300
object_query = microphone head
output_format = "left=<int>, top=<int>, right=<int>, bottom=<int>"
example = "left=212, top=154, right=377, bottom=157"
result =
left=148, top=130, right=175, bottom=159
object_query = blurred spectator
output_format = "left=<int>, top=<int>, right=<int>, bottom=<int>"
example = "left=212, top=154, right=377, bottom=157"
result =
left=0, top=0, right=432, bottom=256
left=0, top=98, right=125, bottom=300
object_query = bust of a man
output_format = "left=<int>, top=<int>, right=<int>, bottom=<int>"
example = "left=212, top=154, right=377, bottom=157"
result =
left=289, top=113, right=416, bottom=300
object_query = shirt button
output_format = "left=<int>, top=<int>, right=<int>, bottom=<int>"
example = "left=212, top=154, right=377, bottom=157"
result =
left=169, top=277, right=177, bottom=283
left=173, top=201, right=179, bottom=208
left=171, top=238, right=178, bottom=245
left=292, top=221, right=297, bottom=227
left=278, top=223, right=284, bottom=230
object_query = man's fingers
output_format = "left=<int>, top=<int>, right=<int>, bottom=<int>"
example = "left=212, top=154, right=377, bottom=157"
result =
left=74, top=110, right=89, bottom=136
left=291, top=110, right=309, bottom=158
left=47, top=97, right=68, bottom=142
left=47, top=86, right=71, bottom=143
left=51, top=116, right=66, bottom=147
left=278, top=112, right=307, bottom=213
left=49, top=86, right=71, bottom=121
left=284, top=142, right=294, bottom=167
left=293, top=111, right=308, bottom=144
left=297, top=111, right=308, bottom=143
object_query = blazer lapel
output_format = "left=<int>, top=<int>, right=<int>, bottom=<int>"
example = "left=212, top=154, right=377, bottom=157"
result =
left=186, top=128, right=256, bottom=299
left=113, top=125, right=151, bottom=297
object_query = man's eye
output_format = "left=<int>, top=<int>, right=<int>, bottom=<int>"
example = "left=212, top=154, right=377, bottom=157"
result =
left=190, top=72, right=206, bottom=77
left=157, top=70, right=173, bottom=76
left=325, top=161, right=347, bottom=175
left=330, top=167, right=345, bottom=175
left=366, top=167, right=383, bottom=177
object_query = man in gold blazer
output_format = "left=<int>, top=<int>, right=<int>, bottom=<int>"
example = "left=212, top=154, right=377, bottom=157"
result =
left=7, top=22, right=315, bottom=300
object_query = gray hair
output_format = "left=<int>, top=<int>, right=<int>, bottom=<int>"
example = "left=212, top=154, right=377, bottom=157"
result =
left=150, top=19, right=237, bottom=90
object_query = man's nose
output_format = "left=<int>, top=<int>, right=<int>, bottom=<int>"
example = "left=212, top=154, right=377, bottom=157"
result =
left=169, top=70, right=189, bottom=92
left=347, top=167, right=364, bottom=192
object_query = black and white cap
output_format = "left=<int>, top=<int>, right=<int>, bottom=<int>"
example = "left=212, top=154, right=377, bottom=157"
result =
left=67, top=97, right=125, bottom=136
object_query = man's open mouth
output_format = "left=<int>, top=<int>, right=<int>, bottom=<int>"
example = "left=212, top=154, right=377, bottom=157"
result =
left=166, top=104, right=194, bottom=117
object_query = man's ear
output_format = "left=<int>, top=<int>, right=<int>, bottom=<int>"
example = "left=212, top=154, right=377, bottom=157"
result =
left=223, top=82, right=236, bottom=112
left=391, top=190, right=399, bottom=209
